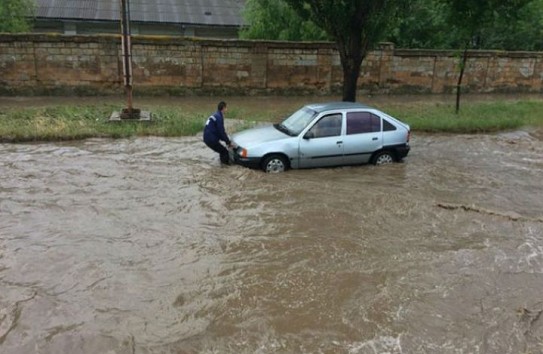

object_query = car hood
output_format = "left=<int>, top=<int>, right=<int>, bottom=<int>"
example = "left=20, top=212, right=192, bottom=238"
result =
left=232, top=125, right=289, bottom=147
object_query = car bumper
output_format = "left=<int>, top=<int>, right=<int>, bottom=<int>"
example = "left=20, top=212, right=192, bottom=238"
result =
left=230, top=148, right=262, bottom=169
left=395, top=144, right=410, bottom=160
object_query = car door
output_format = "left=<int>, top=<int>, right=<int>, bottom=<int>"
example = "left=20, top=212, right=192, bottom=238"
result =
left=298, top=113, right=344, bottom=168
left=342, top=111, right=382, bottom=165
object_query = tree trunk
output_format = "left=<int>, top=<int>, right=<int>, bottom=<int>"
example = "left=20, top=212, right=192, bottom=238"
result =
left=455, top=46, right=469, bottom=114
left=337, top=39, right=364, bottom=102
left=342, top=64, right=361, bottom=102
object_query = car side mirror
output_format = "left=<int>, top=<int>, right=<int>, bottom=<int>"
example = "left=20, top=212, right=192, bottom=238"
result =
left=304, top=131, right=314, bottom=139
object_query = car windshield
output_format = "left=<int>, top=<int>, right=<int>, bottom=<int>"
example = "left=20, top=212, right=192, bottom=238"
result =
left=279, top=107, right=317, bottom=136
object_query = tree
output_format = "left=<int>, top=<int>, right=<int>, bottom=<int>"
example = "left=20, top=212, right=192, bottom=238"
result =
left=240, top=0, right=542, bottom=102
left=242, top=0, right=543, bottom=51
left=0, top=0, right=35, bottom=33
left=386, top=0, right=451, bottom=49
left=283, top=0, right=408, bottom=102
left=385, top=0, right=543, bottom=51
left=479, top=0, right=543, bottom=51
left=240, top=0, right=328, bottom=41
left=440, top=0, right=535, bottom=113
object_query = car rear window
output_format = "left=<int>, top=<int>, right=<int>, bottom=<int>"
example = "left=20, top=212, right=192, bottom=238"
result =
left=383, top=119, right=397, bottom=131
left=346, top=112, right=381, bottom=134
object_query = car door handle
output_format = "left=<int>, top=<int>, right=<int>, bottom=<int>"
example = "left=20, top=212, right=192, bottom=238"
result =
left=372, top=137, right=378, bottom=141
left=336, top=141, right=343, bottom=144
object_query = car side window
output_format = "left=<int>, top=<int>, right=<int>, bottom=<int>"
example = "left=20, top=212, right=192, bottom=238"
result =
left=383, top=119, right=397, bottom=131
left=309, top=113, right=342, bottom=138
left=346, top=112, right=381, bottom=134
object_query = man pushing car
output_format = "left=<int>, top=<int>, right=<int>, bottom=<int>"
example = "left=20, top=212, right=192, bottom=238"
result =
left=203, top=101, right=236, bottom=165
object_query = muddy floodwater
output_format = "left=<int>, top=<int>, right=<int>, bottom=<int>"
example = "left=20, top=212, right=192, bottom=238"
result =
left=1, top=128, right=543, bottom=353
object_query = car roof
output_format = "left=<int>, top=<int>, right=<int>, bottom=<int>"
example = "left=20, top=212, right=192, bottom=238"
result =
left=305, top=102, right=373, bottom=113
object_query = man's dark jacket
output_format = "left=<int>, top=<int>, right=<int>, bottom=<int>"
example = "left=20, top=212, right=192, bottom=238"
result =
left=203, top=111, right=230, bottom=145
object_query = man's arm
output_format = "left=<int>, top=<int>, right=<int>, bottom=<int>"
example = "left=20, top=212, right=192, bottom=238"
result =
left=216, top=114, right=231, bottom=145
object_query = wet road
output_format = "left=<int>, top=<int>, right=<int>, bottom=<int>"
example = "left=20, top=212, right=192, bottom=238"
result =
left=1, top=129, right=543, bottom=353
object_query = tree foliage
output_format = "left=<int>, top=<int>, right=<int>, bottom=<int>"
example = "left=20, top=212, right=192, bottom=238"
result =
left=283, top=0, right=407, bottom=102
left=388, top=0, right=543, bottom=50
left=442, top=0, right=533, bottom=45
left=438, top=0, right=535, bottom=112
left=241, top=0, right=543, bottom=51
left=0, top=0, right=35, bottom=33
left=238, top=0, right=542, bottom=106
left=386, top=0, right=452, bottom=49
left=474, top=0, right=543, bottom=51
left=240, top=0, right=328, bottom=41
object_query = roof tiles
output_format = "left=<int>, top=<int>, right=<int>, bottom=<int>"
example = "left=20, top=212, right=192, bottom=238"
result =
left=36, top=0, right=244, bottom=26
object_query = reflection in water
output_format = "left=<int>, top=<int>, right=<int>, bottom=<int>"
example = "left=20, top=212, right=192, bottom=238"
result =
left=1, top=131, right=543, bottom=353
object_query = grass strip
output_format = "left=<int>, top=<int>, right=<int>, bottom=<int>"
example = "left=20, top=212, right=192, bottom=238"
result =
left=1, top=99, right=542, bottom=142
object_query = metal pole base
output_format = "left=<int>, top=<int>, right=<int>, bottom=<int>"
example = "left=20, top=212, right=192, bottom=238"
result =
left=109, top=109, right=152, bottom=121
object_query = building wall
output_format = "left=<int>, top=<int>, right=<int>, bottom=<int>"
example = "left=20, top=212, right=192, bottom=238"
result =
left=1, top=34, right=542, bottom=96
left=32, top=20, right=240, bottom=38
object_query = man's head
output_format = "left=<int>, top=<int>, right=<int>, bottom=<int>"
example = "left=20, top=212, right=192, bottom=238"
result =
left=218, top=101, right=227, bottom=112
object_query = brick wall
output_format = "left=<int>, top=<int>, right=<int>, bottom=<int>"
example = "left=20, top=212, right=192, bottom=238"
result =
left=1, top=34, right=542, bottom=96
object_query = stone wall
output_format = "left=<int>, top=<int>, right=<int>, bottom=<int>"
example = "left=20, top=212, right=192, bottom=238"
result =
left=1, top=34, right=542, bottom=96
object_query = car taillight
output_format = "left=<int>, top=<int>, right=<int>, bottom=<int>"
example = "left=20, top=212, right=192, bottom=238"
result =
left=407, top=130, right=411, bottom=142
left=240, top=148, right=248, bottom=158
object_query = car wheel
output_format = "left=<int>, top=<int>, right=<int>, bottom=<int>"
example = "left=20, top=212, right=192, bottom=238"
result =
left=262, top=154, right=288, bottom=173
left=372, top=151, right=395, bottom=165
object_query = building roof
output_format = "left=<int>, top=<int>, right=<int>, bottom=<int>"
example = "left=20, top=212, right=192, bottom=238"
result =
left=36, top=0, right=245, bottom=27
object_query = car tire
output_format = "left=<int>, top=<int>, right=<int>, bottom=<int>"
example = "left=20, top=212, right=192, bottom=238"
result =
left=262, top=154, right=288, bottom=173
left=372, top=150, right=395, bottom=165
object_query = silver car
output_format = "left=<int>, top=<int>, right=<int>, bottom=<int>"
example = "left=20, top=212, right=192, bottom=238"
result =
left=231, top=102, right=411, bottom=173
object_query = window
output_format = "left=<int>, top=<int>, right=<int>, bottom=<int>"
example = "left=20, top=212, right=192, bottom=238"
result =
left=309, top=113, right=342, bottom=138
left=383, top=119, right=397, bottom=131
left=346, top=112, right=381, bottom=134
left=282, top=107, right=318, bottom=135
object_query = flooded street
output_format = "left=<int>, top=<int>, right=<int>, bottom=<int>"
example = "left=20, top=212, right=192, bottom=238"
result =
left=1, top=129, right=543, bottom=353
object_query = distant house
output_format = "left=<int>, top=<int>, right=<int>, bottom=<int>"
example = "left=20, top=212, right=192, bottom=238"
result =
left=33, top=0, right=245, bottom=38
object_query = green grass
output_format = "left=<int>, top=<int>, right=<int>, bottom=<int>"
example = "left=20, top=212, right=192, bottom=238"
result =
left=1, top=98, right=543, bottom=142
left=384, top=100, right=543, bottom=133
left=0, top=104, right=207, bottom=142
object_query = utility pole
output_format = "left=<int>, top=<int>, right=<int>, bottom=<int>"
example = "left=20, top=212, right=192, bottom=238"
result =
left=110, top=0, right=151, bottom=121
left=120, top=0, right=133, bottom=115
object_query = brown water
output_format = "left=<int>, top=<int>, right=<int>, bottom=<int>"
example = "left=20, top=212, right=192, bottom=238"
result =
left=1, top=128, right=543, bottom=353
